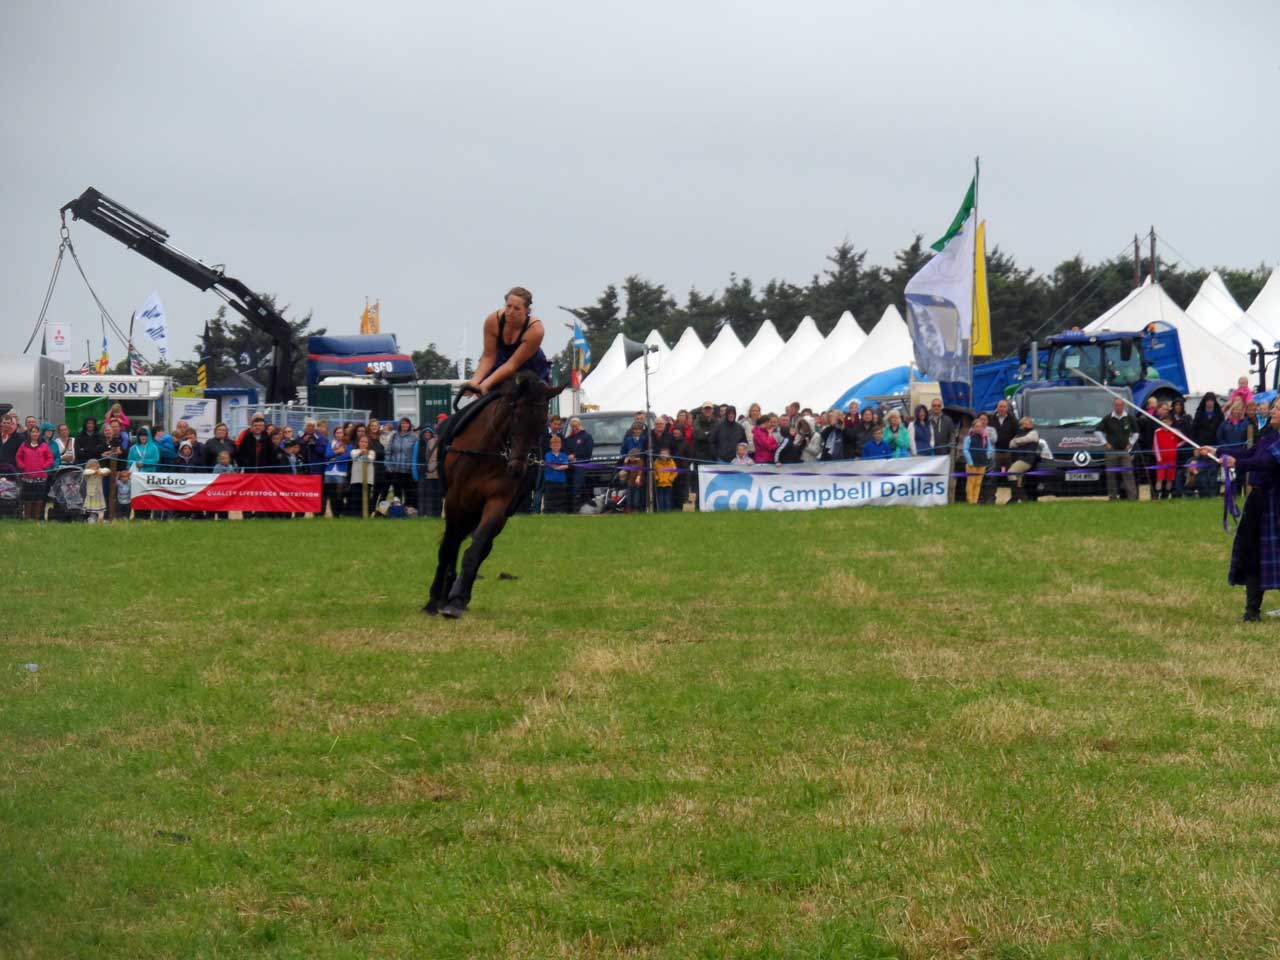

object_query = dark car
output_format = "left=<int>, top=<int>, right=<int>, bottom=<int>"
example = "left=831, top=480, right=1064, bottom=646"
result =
left=567, top=410, right=646, bottom=503
left=1017, top=385, right=1132, bottom=497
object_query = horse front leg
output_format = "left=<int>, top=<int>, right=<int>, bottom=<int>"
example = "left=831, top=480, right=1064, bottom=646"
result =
left=441, top=499, right=509, bottom=619
left=424, top=510, right=471, bottom=615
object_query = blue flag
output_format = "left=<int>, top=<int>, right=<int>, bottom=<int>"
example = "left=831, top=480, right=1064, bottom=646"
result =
left=572, top=322, right=592, bottom=373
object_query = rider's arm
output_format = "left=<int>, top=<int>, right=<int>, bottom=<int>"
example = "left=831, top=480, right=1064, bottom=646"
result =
left=480, top=320, right=545, bottom=390
left=466, top=314, right=500, bottom=387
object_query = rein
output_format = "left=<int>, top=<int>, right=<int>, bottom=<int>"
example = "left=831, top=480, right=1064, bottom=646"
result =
left=449, top=388, right=547, bottom=468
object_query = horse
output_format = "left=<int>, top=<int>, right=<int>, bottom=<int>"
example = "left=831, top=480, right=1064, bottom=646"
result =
left=424, top=372, right=565, bottom=618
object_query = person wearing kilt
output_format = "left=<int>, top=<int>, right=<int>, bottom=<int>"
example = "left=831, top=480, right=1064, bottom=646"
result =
left=1214, top=404, right=1280, bottom=621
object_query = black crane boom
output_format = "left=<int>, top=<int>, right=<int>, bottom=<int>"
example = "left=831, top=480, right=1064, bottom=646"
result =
left=60, top=187, right=296, bottom=403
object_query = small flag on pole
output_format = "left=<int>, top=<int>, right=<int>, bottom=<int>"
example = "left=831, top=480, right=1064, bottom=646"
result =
left=572, top=322, right=592, bottom=374
left=136, top=292, right=169, bottom=362
left=128, top=342, right=146, bottom=375
left=197, top=321, right=210, bottom=388
left=95, top=334, right=110, bottom=374
left=360, top=300, right=381, bottom=334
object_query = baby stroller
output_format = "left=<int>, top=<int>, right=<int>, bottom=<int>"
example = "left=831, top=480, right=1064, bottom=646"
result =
left=0, top=467, right=19, bottom=520
left=47, top=465, right=88, bottom=522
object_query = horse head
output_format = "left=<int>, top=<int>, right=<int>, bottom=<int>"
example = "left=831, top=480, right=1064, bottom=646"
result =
left=506, top=373, right=567, bottom=479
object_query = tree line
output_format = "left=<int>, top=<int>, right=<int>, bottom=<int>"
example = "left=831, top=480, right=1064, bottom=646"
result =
left=124, top=240, right=1272, bottom=388
left=553, top=238, right=1271, bottom=381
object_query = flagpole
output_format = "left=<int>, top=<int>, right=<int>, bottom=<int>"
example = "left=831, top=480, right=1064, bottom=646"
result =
left=969, top=156, right=979, bottom=409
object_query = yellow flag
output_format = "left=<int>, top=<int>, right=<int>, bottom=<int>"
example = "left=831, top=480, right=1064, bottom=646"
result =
left=367, top=300, right=380, bottom=334
left=359, top=304, right=370, bottom=334
left=972, top=220, right=992, bottom=357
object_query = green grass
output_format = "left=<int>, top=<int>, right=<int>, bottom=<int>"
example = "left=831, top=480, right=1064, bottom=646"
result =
left=3, top=502, right=1278, bottom=958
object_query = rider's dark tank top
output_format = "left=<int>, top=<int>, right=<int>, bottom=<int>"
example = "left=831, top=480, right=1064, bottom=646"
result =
left=496, top=311, right=552, bottom=382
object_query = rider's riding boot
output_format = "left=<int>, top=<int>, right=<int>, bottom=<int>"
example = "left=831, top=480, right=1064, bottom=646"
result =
left=1243, top=576, right=1263, bottom=622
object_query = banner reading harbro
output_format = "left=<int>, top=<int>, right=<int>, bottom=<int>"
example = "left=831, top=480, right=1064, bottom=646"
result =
left=131, top=472, right=321, bottom=513
left=698, top=457, right=950, bottom=512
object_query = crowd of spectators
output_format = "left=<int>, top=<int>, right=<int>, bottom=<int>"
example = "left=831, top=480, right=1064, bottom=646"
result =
left=1, top=375, right=1267, bottom=519
left=0, top=406, right=444, bottom=521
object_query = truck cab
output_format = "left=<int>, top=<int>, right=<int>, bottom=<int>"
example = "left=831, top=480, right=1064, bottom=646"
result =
left=1015, top=385, right=1132, bottom=497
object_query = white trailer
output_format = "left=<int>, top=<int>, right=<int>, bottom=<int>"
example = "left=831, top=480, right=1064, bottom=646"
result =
left=0, top=355, right=65, bottom=425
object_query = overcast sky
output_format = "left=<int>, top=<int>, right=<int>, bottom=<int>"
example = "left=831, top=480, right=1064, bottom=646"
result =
left=3, top=0, right=1277, bottom=368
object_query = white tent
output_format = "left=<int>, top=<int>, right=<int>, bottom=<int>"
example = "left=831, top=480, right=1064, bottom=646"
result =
left=583, top=330, right=668, bottom=410
left=1185, top=271, right=1270, bottom=353
left=1247, top=271, right=1280, bottom=343
left=1085, top=280, right=1244, bottom=396
left=753, top=312, right=866, bottom=413
left=731, top=316, right=822, bottom=413
left=637, top=327, right=706, bottom=413
left=579, top=333, right=629, bottom=406
left=686, top=320, right=784, bottom=413
left=805, top=305, right=914, bottom=410
left=651, top=325, right=744, bottom=413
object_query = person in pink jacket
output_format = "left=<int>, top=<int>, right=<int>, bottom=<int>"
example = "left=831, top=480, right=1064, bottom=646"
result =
left=753, top=414, right=779, bottom=464
left=15, top=425, right=53, bottom=520
left=1228, top=377, right=1254, bottom=411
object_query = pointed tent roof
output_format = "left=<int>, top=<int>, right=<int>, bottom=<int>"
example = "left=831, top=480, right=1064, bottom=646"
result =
left=579, top=333, right=629, bottom=404
left=687, top=320, right=785, bottom=412
left=650, top=325, right=743, bottom=412
left=755, top=312, right=868, bottom=412
left=1247, top=271, right=1280, bottom=343
left=640, top=327, right=706, bottom=411
left=808, top=305, right=914, bottom=410
left=1186, top=271, right=1270, bottom=352
left=584, top=330, right=670, bottom=410
left=739, top=316, right=823, bottom=412
left=1085, top=281, right=1244, bottom=395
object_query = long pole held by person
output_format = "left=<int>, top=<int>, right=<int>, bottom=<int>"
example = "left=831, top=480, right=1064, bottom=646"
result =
left=1072, top=368, right=1221, bottom=464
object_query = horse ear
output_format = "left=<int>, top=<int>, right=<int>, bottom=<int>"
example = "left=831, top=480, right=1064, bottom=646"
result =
left=546, top=380, right=570, bottom=398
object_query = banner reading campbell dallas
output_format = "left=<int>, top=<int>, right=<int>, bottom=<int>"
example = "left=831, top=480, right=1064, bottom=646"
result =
left=698, top=457, right=950, bottom=512
left=131, top=472, right=321, bottom=513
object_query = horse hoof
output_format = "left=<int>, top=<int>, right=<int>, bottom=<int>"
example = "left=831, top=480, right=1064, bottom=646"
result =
left=441, top=602, right=467, bottom=619
left=422, top=601, right=439, bottom=616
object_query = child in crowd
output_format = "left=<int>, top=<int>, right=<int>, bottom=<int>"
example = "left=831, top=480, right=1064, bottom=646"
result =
left=1153, top=411, right=1180, bottom=500
left=622, top=449, right=645, bottom=513
left=860, top=426, right=893, bottom=461
left=541, top=434, right=570, bottom=514
left=348, top=435, right=377, bottom=517
left=653, top=445, right=677, bottom=511
left=82, top=458, right=108, bottom=522
left=115, top=468, right=133, bottom=520
left=962, top=415, right=994, bottom=505
left=210, top=451, right=236, bottom=520
left=731, top=442, right=752, bottom=465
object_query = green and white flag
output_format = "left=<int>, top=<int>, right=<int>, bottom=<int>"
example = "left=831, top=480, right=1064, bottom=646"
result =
left=929, top=176, right=976, bottom=252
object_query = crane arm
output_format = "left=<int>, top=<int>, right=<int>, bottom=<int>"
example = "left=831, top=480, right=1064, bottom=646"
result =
left=60, top=187, right=295, bottom=403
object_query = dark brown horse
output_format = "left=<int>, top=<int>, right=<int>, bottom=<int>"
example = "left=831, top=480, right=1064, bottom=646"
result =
left=424, top=372, right=565, bottom=618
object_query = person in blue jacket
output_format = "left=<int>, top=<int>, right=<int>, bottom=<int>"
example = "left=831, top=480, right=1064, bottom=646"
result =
left=152, top=426, right=177, bottom=466
left=860, top=426, right=893, bottom=460
left=126, top=426, right=160, bottom=473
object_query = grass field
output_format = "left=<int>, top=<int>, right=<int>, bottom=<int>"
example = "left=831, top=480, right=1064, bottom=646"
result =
left=4, top=502, right=1279, bottom=958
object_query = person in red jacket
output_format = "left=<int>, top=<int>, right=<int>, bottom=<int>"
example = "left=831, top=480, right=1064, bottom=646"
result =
left=15, top=424, right=54, bottom=520
left=1153, top=411, right=1181, bottom=501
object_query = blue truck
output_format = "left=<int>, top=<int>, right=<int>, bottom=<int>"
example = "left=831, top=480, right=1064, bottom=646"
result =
left=969, top=325, right=1189, bottom=497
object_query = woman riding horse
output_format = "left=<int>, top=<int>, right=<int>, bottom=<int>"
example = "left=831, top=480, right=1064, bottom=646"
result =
left=425, top=288, right=561, bottom=618
left=462, top=286, right=553, bottom=393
